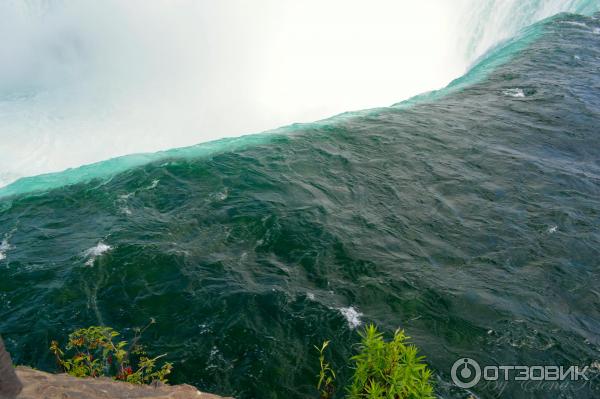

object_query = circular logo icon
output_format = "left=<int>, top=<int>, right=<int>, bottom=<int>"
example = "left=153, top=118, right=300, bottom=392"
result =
left=451, top=358, right=481, bottom=389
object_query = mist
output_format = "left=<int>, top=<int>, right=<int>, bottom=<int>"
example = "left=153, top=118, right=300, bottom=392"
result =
left=0, top=0, right=591, bottom=187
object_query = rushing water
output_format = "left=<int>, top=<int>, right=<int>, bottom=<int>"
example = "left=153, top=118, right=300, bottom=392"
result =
left=1, top=0, right=598, bottom=189
left=2, top=6, right=600, bottom=399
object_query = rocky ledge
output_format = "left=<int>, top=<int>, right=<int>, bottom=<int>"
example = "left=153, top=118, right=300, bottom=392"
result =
left=14, top=366, right=232, bottom=399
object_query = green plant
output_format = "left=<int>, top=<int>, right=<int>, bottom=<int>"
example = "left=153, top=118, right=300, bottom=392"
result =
left=50, top=320, right=172, bottom=385
left=316, top=340, right=336, bottom=399
left=317, top=324, right=435, bottom=399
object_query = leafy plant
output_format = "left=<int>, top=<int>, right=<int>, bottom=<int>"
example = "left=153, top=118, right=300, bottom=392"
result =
left=317, top=324, right=435, bottom=399
left=50, top=320, right=172, bottom=385
left=316, top=340, right=336, bottom=399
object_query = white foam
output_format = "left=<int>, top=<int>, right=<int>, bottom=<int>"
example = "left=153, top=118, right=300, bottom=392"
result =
left=503, top=88, right=526, bottom=98
left=211, top=188, right=229, bottom=201
left=145, top=179, right=160, bottom=190
left=0, top=237, right=11, bottom=261
left=560, top=21, right=589, bottom=28
left=116, top=192, right=135, bottom=215
left=84, top=242, right=112, bottom=266
left=593, top=28, right=600, bottom=35
left=338, top=306, right=363, bottom=329
left=548, top=225, right=558, bottom=234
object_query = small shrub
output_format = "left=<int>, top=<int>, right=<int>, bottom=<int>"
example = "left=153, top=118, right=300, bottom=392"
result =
left=317, top=324, right=435, bottom=399
left=50, top=320, right=172, bottom=385
left=316, top=340, right=336, bottom=399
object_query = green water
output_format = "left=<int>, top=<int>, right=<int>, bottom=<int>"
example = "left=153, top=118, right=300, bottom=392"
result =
left=2, top=12, right=600, bottom=399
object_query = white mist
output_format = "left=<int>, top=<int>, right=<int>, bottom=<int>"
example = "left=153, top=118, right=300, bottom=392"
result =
left=0, top=0, right=594, bottom=187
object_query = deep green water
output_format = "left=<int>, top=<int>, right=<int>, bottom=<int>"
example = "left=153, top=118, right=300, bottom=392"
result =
left=2, top=12, right=600, bottom=399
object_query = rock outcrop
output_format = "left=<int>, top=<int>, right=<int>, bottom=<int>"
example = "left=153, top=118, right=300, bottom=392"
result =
left=13, top=366, right=232, bottom=399
left=0, top=337, right=22, bottom=398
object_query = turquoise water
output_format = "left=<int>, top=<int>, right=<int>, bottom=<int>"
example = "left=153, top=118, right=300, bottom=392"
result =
left=2, top=10, right=600, bottom=399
